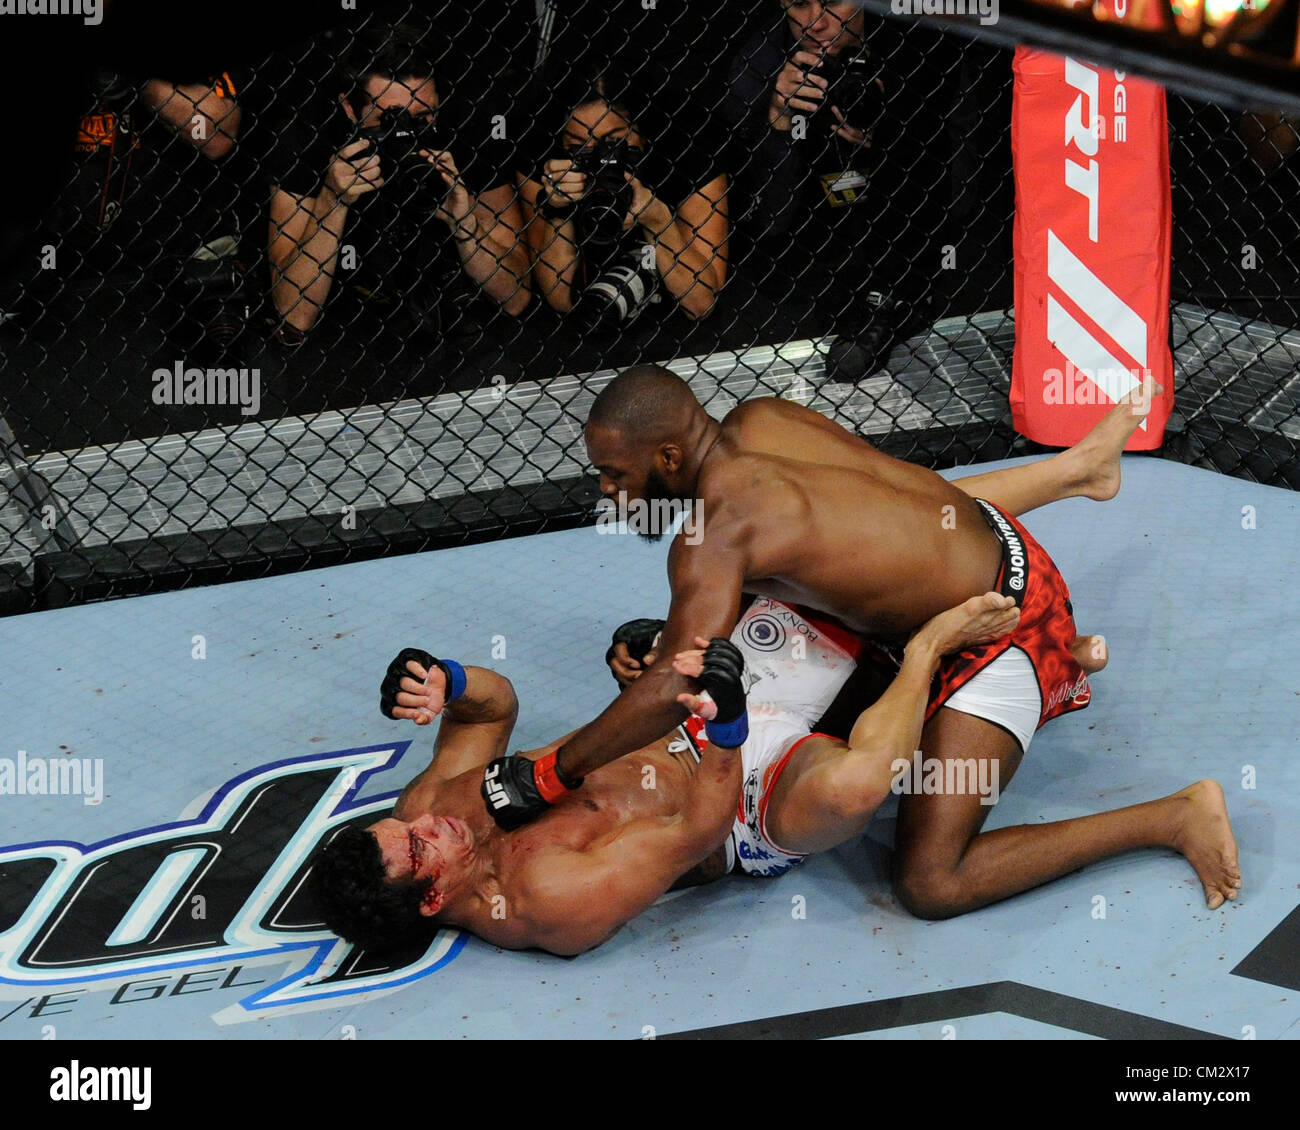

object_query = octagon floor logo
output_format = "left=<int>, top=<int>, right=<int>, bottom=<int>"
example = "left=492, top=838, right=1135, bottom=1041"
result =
left=0, top=744, right=466, bottom=1026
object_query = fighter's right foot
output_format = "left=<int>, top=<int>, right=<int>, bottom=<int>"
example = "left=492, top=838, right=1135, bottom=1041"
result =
left=1068, top=376, right=1162, bottom=501
left=1167, top=779, right=1242, bottom=910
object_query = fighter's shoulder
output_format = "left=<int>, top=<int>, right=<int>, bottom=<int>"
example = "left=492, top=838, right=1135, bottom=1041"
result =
left=721, top=395, right=791, bottom=435
left=392, top=775, right=447, bottom=822
left=701, top=442, right=807, bottom=509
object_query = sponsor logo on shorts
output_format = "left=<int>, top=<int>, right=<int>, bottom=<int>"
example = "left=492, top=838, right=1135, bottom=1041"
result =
left=978, top=500, right=1027, bottom=595
left=735, top=768, right=804, bottom=877
left=890, top=752, right=1001, bottom=806
left=750, top=599, right=821, bottom=644
left=1046, top=671, right=1091, bottom=712
left=741, top=614, right=787, bottom=653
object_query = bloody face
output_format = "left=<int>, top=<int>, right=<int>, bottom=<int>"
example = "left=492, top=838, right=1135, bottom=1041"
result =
left=367, top=812, right=475, bottom=915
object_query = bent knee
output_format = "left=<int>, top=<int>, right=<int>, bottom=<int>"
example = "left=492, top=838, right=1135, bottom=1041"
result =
left=818, top=757, right=889, bottom=825
left=892, top=867, right=966, bottom=921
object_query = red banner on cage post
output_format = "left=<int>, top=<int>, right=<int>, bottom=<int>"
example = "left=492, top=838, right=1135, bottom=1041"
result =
left=1010, top=43, right=1173, bottom=449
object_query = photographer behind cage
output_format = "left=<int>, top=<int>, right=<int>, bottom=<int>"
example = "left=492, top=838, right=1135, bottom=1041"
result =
left=516, top=67, right=728, bottom=329
left=723, top=1, right=928, bottom=378
left=267, top=24, right=529, bottom=341
left=0, top=69, right=243, bottom=334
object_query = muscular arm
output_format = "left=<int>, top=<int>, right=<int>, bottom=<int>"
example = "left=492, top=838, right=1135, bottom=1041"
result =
left=517, top=173, right=582, bottom=313
left=835, top=635, right=943, bottom=812
left=394, top=665, right=518, bottom=817
left=555, top=529, right=748, bottom=781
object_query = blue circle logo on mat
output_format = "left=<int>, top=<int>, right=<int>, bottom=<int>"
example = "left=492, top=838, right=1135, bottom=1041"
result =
left=742, top=615, right=787, bottom=652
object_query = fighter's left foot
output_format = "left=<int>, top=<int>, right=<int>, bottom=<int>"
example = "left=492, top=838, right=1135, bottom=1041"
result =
left=1069, top=375, right=1163, bottom=501
left=1168, top=780, right=1242, bottom=910
left=1071, top=634, right=1108, bottom=674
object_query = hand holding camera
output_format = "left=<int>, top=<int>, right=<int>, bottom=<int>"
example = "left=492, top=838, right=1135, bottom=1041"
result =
left=818, top=50, right=885, bottom=143
left=769, top=47, right=884, bottom=142
left=425, top=148, right=475, bottom=231
left=769, top=49, right=828, bottom=130
left=549, top=137, right=644, bottom=248
left=333, top=106, right=450, bottom=201
left=540, top=157, right=587, bottom=214
left=325, top=138, right=385, bottom=205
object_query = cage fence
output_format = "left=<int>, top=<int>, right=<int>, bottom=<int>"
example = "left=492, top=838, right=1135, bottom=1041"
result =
left=0, top=0, right=1297, bottom=616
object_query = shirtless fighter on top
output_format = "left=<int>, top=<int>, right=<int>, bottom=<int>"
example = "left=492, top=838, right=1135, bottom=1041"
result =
left=478, top=367, right=1241, bottom=920
left=309, top=408, right=1240, bottom=956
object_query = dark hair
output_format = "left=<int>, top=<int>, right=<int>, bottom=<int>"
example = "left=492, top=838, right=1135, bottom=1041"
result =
left=570, top=72, right=639, bottom=132
left=309, top=824, right=435, bottom=952
left=338, top=21, right=441, bottom=114
left=588, top=364, right=697, bottom=441
left=516, top=57, right=662, bottom=174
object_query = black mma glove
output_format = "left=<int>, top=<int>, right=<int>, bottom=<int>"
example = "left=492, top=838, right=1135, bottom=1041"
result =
left=481, top=749, right=584, bottom=831
left=696, top=637, right=749, bottom=748
left=605, top=618, right=666, bottom=685
left=379, top=648, right=466, bottom=720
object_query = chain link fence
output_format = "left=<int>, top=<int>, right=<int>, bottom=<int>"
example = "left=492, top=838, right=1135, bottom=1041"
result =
left=1, top=0, right=1297, bottom=614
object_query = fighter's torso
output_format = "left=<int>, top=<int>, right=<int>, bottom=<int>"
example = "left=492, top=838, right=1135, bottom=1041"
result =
left=710, top=399, right=1003, bottom=637
left=417, top=727, right=711, bottom=947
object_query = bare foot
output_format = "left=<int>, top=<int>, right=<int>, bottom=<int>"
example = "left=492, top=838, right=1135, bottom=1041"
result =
left=1067, top=375, right=1163, bottom=501
left=1071, top=633, right=1108, bottom=674
left=1167, top=780, right=1242, bottom=910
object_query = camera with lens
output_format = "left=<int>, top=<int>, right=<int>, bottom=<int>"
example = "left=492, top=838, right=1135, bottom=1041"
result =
left=565, top=137, right=643, bottom=248
left=814, top=50, right=884, bottom=133
left=574, top=244, right=661, bottom=331
left=353, top=106, right=443, bottom=187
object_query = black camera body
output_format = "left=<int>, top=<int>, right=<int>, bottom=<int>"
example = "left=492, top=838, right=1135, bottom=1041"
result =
left=353, top=106, right=442, bottom=185
left=565, top=137, right=643, bottom=248
left=815, top=50, right=884, bottom=133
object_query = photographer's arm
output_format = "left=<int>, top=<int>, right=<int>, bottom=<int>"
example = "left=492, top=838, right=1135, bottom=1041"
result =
left=634, top=174, right=729, bottom=320
left=466, top=185, right=531, bottom=314
left=517, top=171, right=582, bottom=313
left=141, top=77, right=241, bottom=160
left=268, top=186, right=348, bottom=332
left=430, top=154, right=530, bottom=316
left=268, top=141, right=379, bottom=333
left=726, top=50, right=822, bottom=236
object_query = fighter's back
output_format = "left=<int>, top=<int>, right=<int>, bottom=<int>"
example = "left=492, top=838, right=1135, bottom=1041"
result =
left=704, top=398, right=1003, bottom=636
